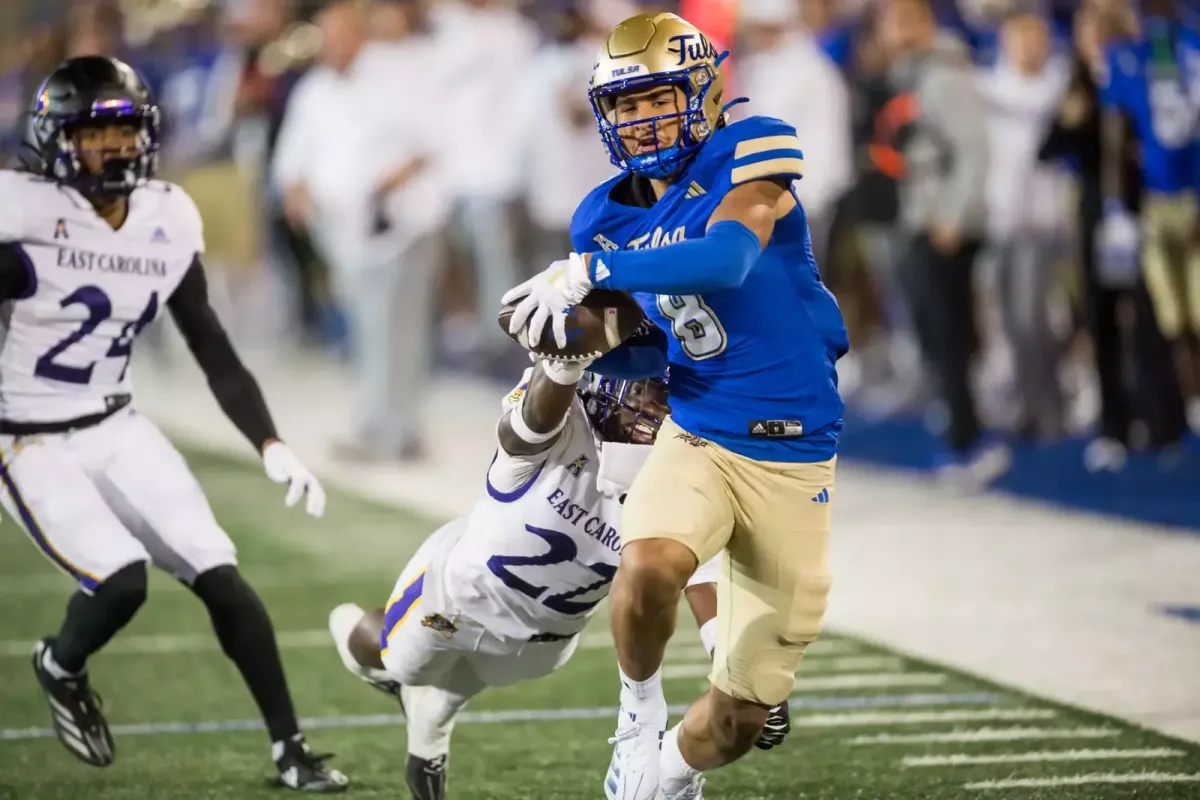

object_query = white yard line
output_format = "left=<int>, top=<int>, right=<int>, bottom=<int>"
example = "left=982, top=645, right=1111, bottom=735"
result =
left=575, top=631, right=858, bottom=656
left=965, top=771, right=1200, bottom=790
left=849, top=726, right=1120, bottom=745
left=905, top=748, right=1183, bottom=767
left=0, top=695, right=1015, bottom=742
left=667, top=654, right=904, bottom=673
left=0, top=570, right=386, bottom=597
left=681, top=671, right=949, bottom=691
left=0, top=630, right=858, bottom=659
left=0, top=629, right=333, bottom=658
left=794, top=708, right=1057, bottom=728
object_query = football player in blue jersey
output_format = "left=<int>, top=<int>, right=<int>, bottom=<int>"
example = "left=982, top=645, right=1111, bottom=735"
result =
left=1099, top=0, right=1200, bottom=426
left=502, top=12, right=847, bottom=800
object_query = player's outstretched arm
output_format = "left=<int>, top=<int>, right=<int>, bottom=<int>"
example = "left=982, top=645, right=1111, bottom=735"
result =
left=167, top=257, right=279, bottom=450
left=585, top=178, right=791, bottom=296
left=167, top=257, right=326, bottom=517
left=496, top=358, right=590, bottom=457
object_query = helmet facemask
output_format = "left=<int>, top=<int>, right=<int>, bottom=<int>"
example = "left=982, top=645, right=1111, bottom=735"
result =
left=32, top=96, right=160, bottom=198
left=581, top=374, right=671, bottom=445
left=581, top=373, right=671, bottom=497
left=589, top=63, right=719, bottom=179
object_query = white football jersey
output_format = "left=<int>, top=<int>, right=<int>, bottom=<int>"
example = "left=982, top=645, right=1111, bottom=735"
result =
left=443, top=379, right=624, bottom=642
left=0, top=171, right=203, bottom=423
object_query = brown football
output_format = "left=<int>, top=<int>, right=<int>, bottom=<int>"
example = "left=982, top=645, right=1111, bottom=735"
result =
left=498, top=289, right=648, bottom=362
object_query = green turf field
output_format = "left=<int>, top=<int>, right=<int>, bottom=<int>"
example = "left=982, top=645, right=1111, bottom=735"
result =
left=2, top=448, right=1199, bottom=799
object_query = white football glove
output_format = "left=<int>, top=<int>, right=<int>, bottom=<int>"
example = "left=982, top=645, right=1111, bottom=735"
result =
left=262, top=441, right=326, bottom=518
left=1096, top=201, right=1141, bottom=288
left=501, top=252, right=593, bottom=350
left=539, top=356, right=593, bottom=385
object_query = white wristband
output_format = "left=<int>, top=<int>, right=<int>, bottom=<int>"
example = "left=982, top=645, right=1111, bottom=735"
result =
left=507, top=393, right=568, bottom=444
left=540, top=358, right=590, bottom=386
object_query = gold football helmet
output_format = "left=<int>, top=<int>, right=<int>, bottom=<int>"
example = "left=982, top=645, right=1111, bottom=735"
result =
left=588, top=13, right=727, bottom=178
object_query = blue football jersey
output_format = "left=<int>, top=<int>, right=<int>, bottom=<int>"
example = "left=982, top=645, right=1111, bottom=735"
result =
left=570, top=116, right=848, bottom=463
left=1100, top=25, right=1200, bottom=194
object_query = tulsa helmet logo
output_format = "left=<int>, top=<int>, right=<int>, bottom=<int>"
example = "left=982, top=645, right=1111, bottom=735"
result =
left=668, top=33, right=717, bottom=67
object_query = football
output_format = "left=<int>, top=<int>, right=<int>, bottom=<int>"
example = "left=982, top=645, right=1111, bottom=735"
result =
left=498, top=289, right=648, bottom=362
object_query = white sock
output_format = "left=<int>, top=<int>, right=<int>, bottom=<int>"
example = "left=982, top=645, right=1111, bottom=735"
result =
left=618, top=664, right=666, bottom=716
left=660, top=724, right=701, bottom=793
left=42, top=647, right=82, bottom=680
left=697, top=619, right=717, bottom=659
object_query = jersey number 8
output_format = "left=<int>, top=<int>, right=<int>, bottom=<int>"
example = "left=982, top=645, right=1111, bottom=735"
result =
left=656, top=294, right=727, bottom=360
left=1149, top=80, right=1196, bottom=149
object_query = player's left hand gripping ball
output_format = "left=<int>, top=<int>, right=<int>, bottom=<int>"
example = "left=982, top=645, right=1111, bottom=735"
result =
left=501, top=253, right=593, bottom=349
left=262, top=441, right=327, bottom=517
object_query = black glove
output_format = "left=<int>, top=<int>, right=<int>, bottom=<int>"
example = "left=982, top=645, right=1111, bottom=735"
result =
left=755, top=700, right=791, bottom=750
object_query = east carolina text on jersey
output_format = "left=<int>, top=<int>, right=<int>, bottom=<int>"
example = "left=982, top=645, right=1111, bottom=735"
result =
left=441, top=393, right=624, bottom=642
left=54, top=247, right=169, bottom=277
left=570, top=115, right=848, bottom=462
left=0, top=170, right=204, bottom=424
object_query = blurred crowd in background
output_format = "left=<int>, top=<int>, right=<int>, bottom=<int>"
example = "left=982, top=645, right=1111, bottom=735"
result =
left=3, top=0, right=1200, bottom=472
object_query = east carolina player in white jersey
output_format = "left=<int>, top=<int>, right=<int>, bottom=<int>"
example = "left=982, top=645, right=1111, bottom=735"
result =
left=0, top=57, right=347, bottom=791
left=328, top=348, right=791, bottom=800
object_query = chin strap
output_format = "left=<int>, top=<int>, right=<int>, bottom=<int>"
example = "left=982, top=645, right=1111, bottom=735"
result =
left=721, top=97, right=750, bottom=117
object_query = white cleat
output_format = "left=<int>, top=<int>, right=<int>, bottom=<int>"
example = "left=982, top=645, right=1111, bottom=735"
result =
left=327, top=603, right=401, bottom=698
left=329, top=604, right=368, bottom=676
left=604, top=707, right=665, bottom=800
left=660, top=776, right=705, bottom=800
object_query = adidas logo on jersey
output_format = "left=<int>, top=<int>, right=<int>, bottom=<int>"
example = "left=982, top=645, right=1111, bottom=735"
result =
left=151, top=227, right=169, bottom=244
left=751, top=422, right=767, bottom=435
left=684, top=182, right=707, bottom=199
left=811, top=488, right=830, bottom=504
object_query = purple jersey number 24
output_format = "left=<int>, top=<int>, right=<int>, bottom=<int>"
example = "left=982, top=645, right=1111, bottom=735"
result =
left=34, top=285, right=158, bottom=385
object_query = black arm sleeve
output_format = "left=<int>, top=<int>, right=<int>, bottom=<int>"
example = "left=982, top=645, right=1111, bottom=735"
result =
left=0, top=243, right=33, bottom=302
left=167, top=256, right=279, bottom=450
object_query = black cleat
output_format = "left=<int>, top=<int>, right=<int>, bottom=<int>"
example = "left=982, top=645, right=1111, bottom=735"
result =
left=275, top=736, right=350, bottom=793
left=31, top=638, right=115, bottom=767
left=405, top=753, right=447, bottom=800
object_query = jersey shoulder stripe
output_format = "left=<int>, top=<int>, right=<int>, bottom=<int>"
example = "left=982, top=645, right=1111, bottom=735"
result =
left=703, top=116, right=805, bottom=187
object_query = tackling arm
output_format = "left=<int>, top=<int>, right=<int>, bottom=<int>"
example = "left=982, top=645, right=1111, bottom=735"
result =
left=167, top=256, right=279, bottom=452
left=496, top=360, right=586, bottom=457
left=586, top=179, right=789, bottom=295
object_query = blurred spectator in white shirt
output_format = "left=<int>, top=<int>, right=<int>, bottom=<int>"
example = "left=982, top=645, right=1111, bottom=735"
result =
left=737, top=0, right=854, bottom=268
left=430, top=0, right=538, bottom=366
left=273, top=0, right=448, bottom=463
left=518, top=3, right=616, bottom=275
left=977, top=10, right=1071, bottom=439
left=158, top=0, right=290, bottom=337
